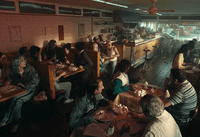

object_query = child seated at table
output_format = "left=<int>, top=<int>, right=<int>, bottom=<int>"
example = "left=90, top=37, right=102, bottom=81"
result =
left=110, top=59, right=141, bottom=100
left=69, top=78, right=111, bottom=129
left=43, top=49, right=74, bottom=104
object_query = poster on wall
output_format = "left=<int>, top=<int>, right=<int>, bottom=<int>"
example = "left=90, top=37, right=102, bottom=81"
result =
left=78, top=23, right=85, bottom=37
left=8, top=26, right=22, bottom=42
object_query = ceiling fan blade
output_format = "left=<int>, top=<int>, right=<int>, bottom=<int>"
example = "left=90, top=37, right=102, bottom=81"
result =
left=156, top=10, right=175, bottom=12
left=139, top=10, right=148, bottom=11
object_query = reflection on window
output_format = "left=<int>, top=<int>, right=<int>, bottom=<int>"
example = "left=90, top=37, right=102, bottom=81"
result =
left=158, top=23, right=200, bottom=40
left=59, top=7, right=81, bottom=15
left=0, top=1, right=15, bottom=11
left=19, top=2, right=55, bottom=14
left=83, top=9, right=100, bottom=17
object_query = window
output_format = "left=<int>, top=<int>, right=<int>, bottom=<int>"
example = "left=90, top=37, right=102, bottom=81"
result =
left=0, top=1, right=15, bottom=11
left=59, top=7, right=81, bottom=15
left=19, top=1, right=55, bottom=14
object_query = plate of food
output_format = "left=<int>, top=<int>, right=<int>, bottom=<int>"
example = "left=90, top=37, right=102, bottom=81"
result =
left=117, top=120, right=140, bottom=135
left=95, top=109, right=116, bottom=122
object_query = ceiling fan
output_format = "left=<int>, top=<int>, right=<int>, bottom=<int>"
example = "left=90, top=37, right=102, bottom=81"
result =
left=138, top=0, right=175, bottom=15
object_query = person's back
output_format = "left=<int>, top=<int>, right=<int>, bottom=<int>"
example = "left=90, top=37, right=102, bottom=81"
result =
left=143, top=110, right=182, bottom=137
left=166, top=80, right=197, bottom=126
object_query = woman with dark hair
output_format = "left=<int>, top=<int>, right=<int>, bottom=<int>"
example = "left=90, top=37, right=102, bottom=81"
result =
left=0, top=55, right=40, bottom=132
left=69, top=79, right=109, bottom=129
left=74, top=42, right=93, bottom=81
left=172, top=44, right=189, bottom=69
left=0, top=52, right=10, bottom=82
left=111, top=59, right=131, bottom=96
left=62, top=43, right=72, bottom=65
left=48, top=40, right=57, bottom=50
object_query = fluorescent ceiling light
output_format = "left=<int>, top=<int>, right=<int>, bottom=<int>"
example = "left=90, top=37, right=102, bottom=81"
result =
left=92, top=0, right=128, bottom=8
left=156, top=13, right=162, bottom=16
left=135, top=8, right=141, bottom=10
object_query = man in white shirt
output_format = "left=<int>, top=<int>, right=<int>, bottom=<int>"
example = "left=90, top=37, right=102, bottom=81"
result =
left=140, top=94, right=182, bottom=137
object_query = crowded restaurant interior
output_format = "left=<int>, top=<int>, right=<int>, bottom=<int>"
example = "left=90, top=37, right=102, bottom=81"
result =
left=1, top=0, right=200, bottom=136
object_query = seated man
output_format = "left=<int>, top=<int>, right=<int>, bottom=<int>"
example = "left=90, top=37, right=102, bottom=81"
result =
left=163, top=68, right=197, bottom=127
left=19, top=47, right=29, bottom=58
left=43, top=49, right=74, bottom=104
left=69, top=78, right=110, bottom=129
left=29, top=45, right=40, bottom=61
left=140, top=94, right=182, bottom=137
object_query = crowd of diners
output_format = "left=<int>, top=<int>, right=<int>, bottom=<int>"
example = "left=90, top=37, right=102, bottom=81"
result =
left=0, top=36, right=198, bottom=137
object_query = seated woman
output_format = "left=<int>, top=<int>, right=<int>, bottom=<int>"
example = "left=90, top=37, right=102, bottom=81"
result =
left=69, top=78, right=110, bottom=129
left=0, top=52, right=10, bottom=82
left=0, top=55, right=40, bottom=132
left=104, top=40, right=120, bottom=78
left=62, top=43, right=73, bottom=65
left=43, top=49, right=74, bottom=103
left=74, top=42, right=93, bottom=81
left=172, top=44, right=190, bottom=69
left=111, top=59, right=140, bottom=97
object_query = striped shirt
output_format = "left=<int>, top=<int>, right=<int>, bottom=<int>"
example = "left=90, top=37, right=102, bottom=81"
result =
left=166, top=80, right=197, bottom=126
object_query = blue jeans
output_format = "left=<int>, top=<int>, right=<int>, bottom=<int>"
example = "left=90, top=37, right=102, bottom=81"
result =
left=54, top=81, right=71, bottom=100
left=100, top=60, right=117, bottom=78
left=1, top=90, right=35, bottom=125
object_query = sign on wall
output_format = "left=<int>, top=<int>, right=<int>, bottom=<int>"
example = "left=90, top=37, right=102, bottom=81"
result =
left=78, top=23, right=85, bottom=37
left=8, top=26, right=22, bottom=42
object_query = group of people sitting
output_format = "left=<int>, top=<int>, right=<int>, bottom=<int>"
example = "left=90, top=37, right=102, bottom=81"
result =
left=0, top=37, right=198, bottom=136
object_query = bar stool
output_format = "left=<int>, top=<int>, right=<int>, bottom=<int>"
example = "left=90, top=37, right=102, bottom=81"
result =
left=142, top=48, right=151, bottom=71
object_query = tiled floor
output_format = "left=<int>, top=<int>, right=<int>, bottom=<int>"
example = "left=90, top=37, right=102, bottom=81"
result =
left=1, top=40, right=200, bottom=137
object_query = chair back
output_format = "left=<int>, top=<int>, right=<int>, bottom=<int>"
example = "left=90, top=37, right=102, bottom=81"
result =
left=28, top=60, right=56, bottom=100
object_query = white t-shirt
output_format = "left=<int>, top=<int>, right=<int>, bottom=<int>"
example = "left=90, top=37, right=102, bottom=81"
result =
left=142, top=110, right=182, bottom=137
left=107, top=46, right=117, bottom=61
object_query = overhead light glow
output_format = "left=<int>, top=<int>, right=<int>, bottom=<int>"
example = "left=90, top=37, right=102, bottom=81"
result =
left=156, top=13, right=162, bottom=16
left=135, top=8, right=141, bottom=10
left=143, top=11, right=148, bottom=12
left=92, top=0, right=128, bottom=8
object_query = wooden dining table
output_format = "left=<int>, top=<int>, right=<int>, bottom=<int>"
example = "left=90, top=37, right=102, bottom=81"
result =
left=0, top=85, right=27, bottom=102
left=55, top=64, right=85, bottom=78
left=70, top=106, right=147, bottom=137
left=113, top=83, right=165, bottom=113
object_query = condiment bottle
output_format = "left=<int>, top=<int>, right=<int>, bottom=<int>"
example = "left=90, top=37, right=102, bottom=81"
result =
left=107, top=123, right=114, bottom=135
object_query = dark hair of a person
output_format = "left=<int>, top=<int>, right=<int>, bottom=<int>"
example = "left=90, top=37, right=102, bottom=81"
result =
left=187, top=41, right=195, bottom=50
left=98, top=35, right=103, bottom=41
left=63, top=43, right=71, bottom=50
left=75, top=42, right=85, bottom=51
left=48, top=40, right=56, bottom=49
left=192, top=39, right=197, bottom=44
left=29, top=45, right=40, bottom=56
left=46, top=49, right=56, bottom=60
left=171, top=68, right=186, bottom=83
left=139, top=94, right=164, bottom=117
left=118, top=59, right=130, bottom=72
left=0, top=52, right=5, bottom=58
left=19, top=47, right=27, bottom=55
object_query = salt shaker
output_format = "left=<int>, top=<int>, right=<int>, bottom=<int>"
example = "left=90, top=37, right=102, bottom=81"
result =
left=107, top=123, right=114, bottom=135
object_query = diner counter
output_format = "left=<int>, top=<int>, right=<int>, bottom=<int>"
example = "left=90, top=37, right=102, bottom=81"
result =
left=113, top=37, right=161, bottom=67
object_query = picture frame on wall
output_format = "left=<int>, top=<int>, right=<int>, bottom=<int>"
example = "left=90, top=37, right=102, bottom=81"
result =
left=78, top=23, right=85, bottom=37
left=8, top=26, right=22, bottom=42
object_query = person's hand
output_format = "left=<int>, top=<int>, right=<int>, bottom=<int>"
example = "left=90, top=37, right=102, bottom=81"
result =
left=79, top=65, right=83, bottom=69
left=60, top=71, right=67, bottom=77
left=164, top=78, right=170, bottom=87
left=17, top=82, right=25, bottom=88
left=94, top=111, right=104, bottom=120
left=70, top=63, right=74, bottom=66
